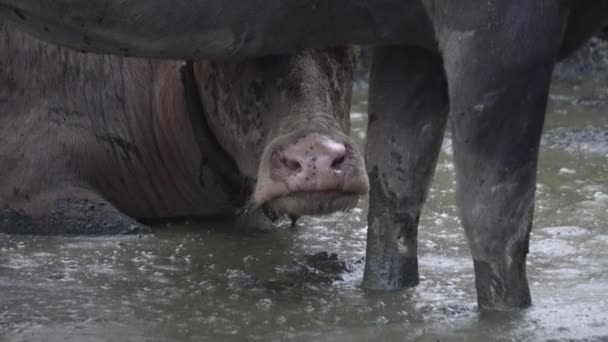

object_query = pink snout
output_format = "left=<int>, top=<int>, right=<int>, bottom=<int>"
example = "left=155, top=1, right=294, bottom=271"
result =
left=271, top=137, right=348, bottom=192
left=253, top=132, right=369, bottom=215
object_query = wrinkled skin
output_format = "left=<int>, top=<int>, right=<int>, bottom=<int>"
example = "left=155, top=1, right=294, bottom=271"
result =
left=1, top=0, right=608, bottom=310
left=0, top=24, right=368, bottom=235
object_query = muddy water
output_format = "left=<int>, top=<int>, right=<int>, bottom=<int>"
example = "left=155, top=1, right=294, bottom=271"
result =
left=2, top=69, right=608, bottom=341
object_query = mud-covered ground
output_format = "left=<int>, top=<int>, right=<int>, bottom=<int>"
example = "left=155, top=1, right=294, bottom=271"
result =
left=1, top=41, right=608, bottom=341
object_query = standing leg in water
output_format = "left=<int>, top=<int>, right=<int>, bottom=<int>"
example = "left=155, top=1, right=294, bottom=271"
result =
left=435, top=1, right=567, bottom=308
left=363, top=46, right=449, bottom=289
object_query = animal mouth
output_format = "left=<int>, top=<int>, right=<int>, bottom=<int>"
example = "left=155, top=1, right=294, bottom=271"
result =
left=264, top=191, right=361, bottom=216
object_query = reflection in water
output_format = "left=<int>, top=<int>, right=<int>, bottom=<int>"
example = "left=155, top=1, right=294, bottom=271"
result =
left=2, top=70, right=608, bottom=341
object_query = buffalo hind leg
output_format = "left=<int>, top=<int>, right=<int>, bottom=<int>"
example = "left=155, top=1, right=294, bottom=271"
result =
left=362, top=46, right=449, bottom=289
left=436, top=2, right=568, bottom=309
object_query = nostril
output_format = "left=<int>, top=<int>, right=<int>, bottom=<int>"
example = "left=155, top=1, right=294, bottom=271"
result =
left=281, top=157, right=302, bottom=172
left=331, top=155, right=346, bottom=170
